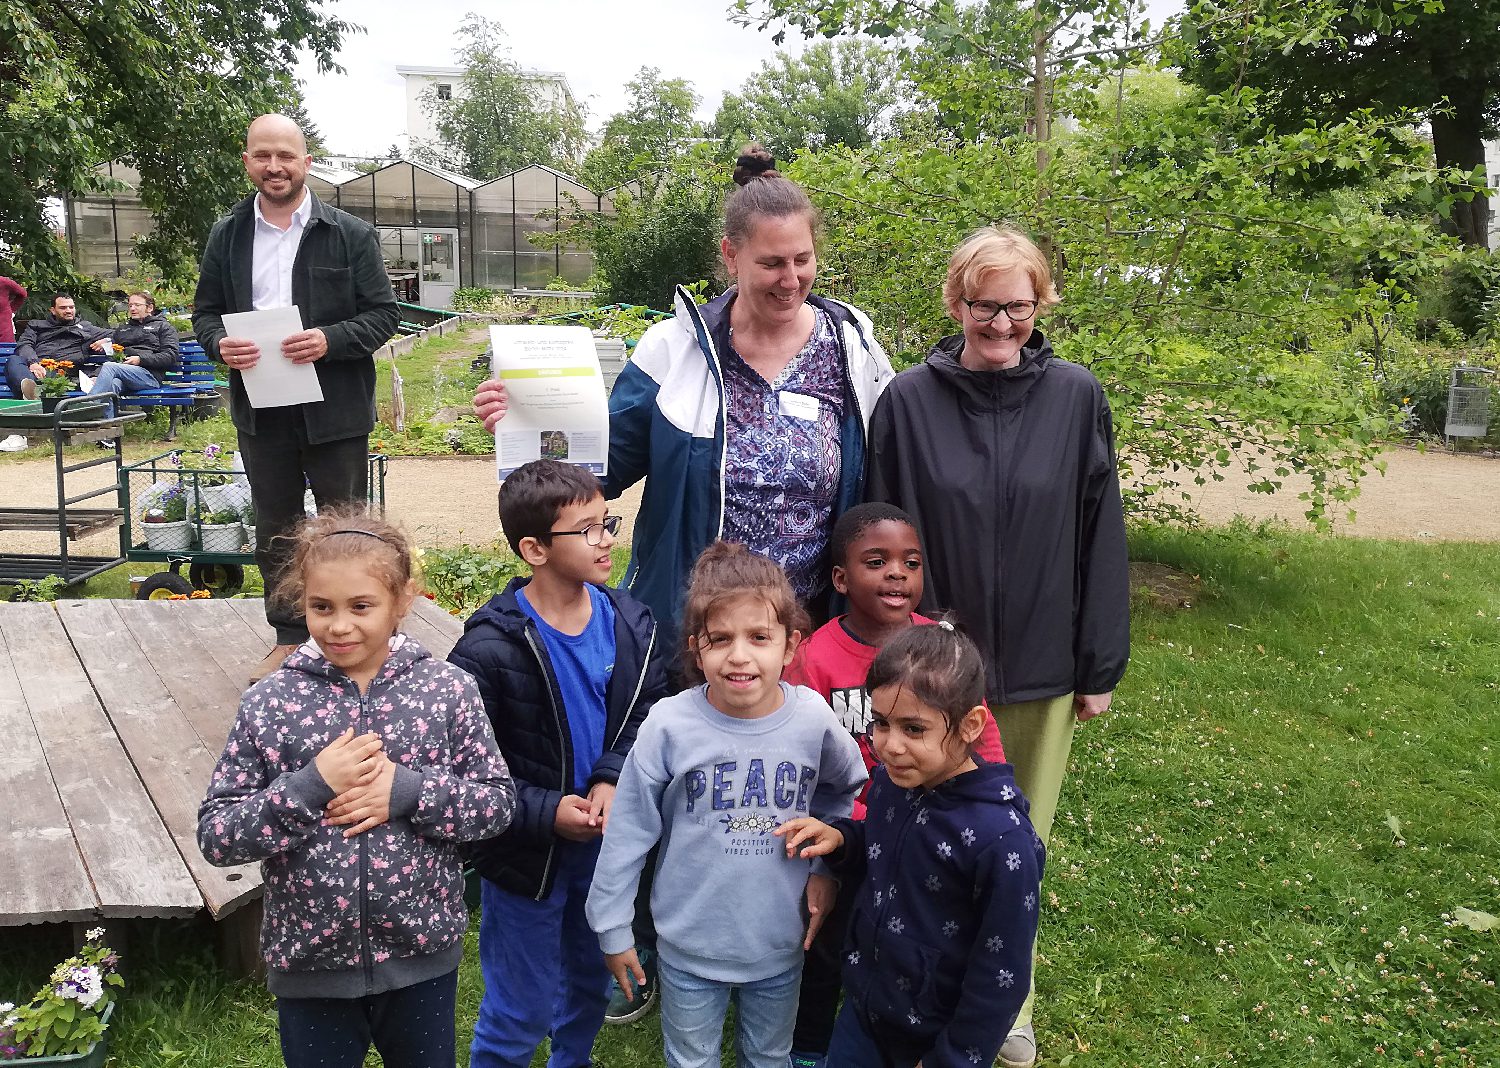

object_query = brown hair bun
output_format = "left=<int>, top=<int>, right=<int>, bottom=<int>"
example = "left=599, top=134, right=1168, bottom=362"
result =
left=733, top=143, right=779, bottom=186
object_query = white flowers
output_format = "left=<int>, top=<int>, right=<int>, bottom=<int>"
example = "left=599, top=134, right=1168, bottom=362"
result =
left=84, top=927, right=105, bottom=942
left=55, top=965, right=104, bottom=1009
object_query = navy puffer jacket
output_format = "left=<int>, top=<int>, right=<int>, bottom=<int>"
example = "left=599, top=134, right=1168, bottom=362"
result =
left=447, top=578, right=669, bottom=899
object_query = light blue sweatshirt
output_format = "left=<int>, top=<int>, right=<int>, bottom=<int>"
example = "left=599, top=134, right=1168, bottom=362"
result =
left=586, top=682, right=867, bottom=983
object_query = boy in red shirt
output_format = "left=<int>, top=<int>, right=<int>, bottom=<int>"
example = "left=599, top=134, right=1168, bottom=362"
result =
left=785, top=501, right=1004, bottom=1066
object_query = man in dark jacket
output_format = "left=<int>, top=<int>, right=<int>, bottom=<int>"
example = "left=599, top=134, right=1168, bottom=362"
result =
left=193, top=114, right=398, bottom=679
left=87, top=291, right=181, bottom=416
left=10, top=293, right=112, bottom=398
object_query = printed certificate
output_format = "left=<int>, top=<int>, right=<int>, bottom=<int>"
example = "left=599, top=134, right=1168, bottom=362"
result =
left=490, top=325, right=609, bottom=480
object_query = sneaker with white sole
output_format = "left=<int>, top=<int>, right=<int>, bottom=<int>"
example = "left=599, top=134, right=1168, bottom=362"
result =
left=0, top=434, right=26, bottom=452
left=997, top=1022, right=1036, bottom=1068
left=602, top=945, right=657, bottom=1025
left=20, top=378, right=38, bottom=400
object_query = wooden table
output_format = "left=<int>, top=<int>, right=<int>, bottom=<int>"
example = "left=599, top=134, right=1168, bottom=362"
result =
left=0, top=596, right=463, bottom=962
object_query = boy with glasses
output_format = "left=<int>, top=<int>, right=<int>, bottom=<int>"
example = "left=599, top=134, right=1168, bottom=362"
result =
left=449, top=458, right=670, bottom=1068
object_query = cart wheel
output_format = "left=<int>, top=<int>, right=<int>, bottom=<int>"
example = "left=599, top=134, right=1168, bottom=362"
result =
left=136, top=573, right=195, bottom=600
left=189, top=563, right=245, bottom=597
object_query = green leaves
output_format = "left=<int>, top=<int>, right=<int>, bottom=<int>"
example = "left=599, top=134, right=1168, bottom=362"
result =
left=2, top=1, right=351, bottom=286
left=412, top=16, right=587, bottom=178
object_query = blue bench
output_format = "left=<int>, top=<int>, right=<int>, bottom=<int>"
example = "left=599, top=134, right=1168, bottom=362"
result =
left=0, top=341, right=222, bottom=440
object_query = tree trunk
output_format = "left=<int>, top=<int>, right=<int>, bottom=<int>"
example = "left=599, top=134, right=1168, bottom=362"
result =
left=1429, top=79, right=1491, bottom=250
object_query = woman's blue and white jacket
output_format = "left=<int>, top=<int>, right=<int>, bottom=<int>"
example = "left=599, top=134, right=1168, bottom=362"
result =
left=604, top=285, right=894, bottom=639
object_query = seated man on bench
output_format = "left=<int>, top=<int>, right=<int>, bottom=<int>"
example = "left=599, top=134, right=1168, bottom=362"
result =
left=87, top=291, right=181, bottom=416
left=10, top=292, right=112, bottom=399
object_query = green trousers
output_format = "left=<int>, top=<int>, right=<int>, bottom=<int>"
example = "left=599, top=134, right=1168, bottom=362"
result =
left=993, top=691, right=1077, bottom=1032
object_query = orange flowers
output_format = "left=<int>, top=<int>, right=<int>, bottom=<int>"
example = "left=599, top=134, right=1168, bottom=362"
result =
left=38, top=359, right=74, bottom=373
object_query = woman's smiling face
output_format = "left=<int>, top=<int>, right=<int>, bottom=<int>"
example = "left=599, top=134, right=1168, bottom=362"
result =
left=721, top=212, right=817, bottom=331
left=955, top=266, right=1038, bottom=371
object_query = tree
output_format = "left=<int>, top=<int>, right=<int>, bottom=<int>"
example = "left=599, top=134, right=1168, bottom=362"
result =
left=580, top=67, right=703, bottom=191
left=1175, top=0, right=1500, bottom=248
left=285, top=87, right=328, bottom=159
left=736, top=0, right=1485, bottom=526
left=561, top=149, right=725, bottom=308
left=0, top=3, right=352, bottom=288
left=710, top=39, right=908, bottom=160
left=412, top=14, right=586, bottom=178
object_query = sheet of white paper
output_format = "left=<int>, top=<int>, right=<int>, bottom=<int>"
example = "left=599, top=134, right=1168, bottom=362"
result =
left=489, top=325, right=609, bottom=481
left=78, top=371, right=93, bottom=392
left=221, top=307, right=324, bottom=408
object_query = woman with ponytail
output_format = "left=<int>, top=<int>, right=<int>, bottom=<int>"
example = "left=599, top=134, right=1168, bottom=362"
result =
left=475, top=144, right=894, bottom=645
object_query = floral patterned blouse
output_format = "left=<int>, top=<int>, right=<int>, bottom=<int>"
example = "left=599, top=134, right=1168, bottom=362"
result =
left=721, top=307, right=845, bottom=600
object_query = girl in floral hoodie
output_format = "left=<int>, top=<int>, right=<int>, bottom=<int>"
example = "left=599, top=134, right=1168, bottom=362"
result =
left=198, top=508, right=515, bottom=1068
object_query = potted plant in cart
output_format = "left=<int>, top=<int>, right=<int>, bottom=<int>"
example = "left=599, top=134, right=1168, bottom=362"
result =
left=140, top=483, right=191, bottom=551
left=242, top=499, right=257, bottom=552
left=0, top=928, right=124, bottom=1066
left=196, top=506, right=245, bottom=553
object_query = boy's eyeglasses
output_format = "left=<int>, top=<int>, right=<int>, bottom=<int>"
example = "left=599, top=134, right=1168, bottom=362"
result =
left=547, top=514, right=623, bottom=546
left=962, top=298, right=1038, bottom=324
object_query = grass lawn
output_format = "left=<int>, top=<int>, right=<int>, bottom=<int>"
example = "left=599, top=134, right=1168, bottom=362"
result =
left=3, top=521, right=1494, bottom=1065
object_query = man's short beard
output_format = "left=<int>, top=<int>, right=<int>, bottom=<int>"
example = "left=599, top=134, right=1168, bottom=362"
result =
left=258, top=177, right=306, bottom=208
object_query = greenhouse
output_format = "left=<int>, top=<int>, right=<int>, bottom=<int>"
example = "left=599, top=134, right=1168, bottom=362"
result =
left=65, top=160, right=614, bottom=309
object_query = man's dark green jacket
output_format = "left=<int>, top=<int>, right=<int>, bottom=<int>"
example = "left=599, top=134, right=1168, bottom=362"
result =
left=192, top=191, right=398, bottom=444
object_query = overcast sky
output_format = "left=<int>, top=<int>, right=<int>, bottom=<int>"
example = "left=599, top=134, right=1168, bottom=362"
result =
left=295, top=0, right=1185, bottom=158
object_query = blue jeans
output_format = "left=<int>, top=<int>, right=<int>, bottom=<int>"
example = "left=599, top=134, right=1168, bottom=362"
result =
left=277, top=968, right=456, bottom=1068
left=87, top=361, right=159, bottom=417
left=470, top=840, right=610, bottom=1068
left=825, top=1004, right=922, bottom=1068
left=657, top=957, right=802, bottom=1068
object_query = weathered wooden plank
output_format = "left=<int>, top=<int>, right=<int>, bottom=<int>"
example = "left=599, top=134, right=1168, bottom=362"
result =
left=407, top=596, right=465, bottom=660
left=224, top=597, right=280, bottom=650
left=61, top=600, right=261, bottom=919
left=114, top=599, right=269, bottom=755
left=5, top=601, right=201, bottom=918
left=0, top=608, right=97, bottom=924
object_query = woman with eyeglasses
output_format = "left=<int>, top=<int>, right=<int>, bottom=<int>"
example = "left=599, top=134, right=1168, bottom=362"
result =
left=862, top=225, right=1130, bottom=1068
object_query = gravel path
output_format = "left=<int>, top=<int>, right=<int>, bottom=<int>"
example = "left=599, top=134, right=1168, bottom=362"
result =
left=2, top=445, right=1496, bottom=564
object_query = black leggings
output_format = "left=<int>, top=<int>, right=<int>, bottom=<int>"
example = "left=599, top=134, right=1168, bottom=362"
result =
left=277, top=969, right=456, bottom=1068
left=791, top=871, right=857, bottom=1054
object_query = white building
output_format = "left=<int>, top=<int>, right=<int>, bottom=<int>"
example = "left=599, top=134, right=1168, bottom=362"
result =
left=1487, top=139, right=1500, bottom=250
left=396, top=65, right=577, bottom=153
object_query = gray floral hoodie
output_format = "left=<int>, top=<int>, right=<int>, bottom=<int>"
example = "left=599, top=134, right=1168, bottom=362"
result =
left=198, top=634, right=515, bottom=997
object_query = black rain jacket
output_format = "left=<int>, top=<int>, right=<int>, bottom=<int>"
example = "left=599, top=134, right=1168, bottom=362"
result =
left=863, top=330, right=1129, bottom=705
left=446, top=578, right=670, bottom=899
left=192, top=191, right=398, bottom=444
left=112, top=312, right=181, bottom=380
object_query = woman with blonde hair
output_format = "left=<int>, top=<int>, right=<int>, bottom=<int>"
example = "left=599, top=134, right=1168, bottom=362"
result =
left=863, top=224, right=1130, bottom=1068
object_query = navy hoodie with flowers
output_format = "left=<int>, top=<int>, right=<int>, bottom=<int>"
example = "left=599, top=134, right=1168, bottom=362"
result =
left=829, top=760, right=1044, bottom=1068
left=197, top=634, right=515, bottom=997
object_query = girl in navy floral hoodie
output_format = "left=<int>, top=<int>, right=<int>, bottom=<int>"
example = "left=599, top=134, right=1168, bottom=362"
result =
left=198, top=509, right=515, bottom=1068
left=777, top=621, right=1044, bottom=1068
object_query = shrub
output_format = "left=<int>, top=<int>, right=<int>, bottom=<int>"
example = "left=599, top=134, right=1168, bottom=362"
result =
left=418, top=543, right=524, bottom=617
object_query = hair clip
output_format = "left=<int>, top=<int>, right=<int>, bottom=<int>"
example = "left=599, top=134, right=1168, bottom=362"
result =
left=937, top=619, right=955, bottom=632
left=326, top=529, right=389, bottom=544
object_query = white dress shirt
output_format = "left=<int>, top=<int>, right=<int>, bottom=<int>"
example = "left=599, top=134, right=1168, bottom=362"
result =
left=251, top=190, right=312, bottom=311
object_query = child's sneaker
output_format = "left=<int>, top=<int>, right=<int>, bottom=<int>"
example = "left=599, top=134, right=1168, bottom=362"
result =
left=602, top=945, right=657, bottom=1025
left=996, top=1022, right=1036, bottom=1068
left=789, top=1052, right=827, bottom=1068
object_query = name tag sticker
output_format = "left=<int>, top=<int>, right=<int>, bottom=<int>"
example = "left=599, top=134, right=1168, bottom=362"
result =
left=778, top=391, right=820, bottom=421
